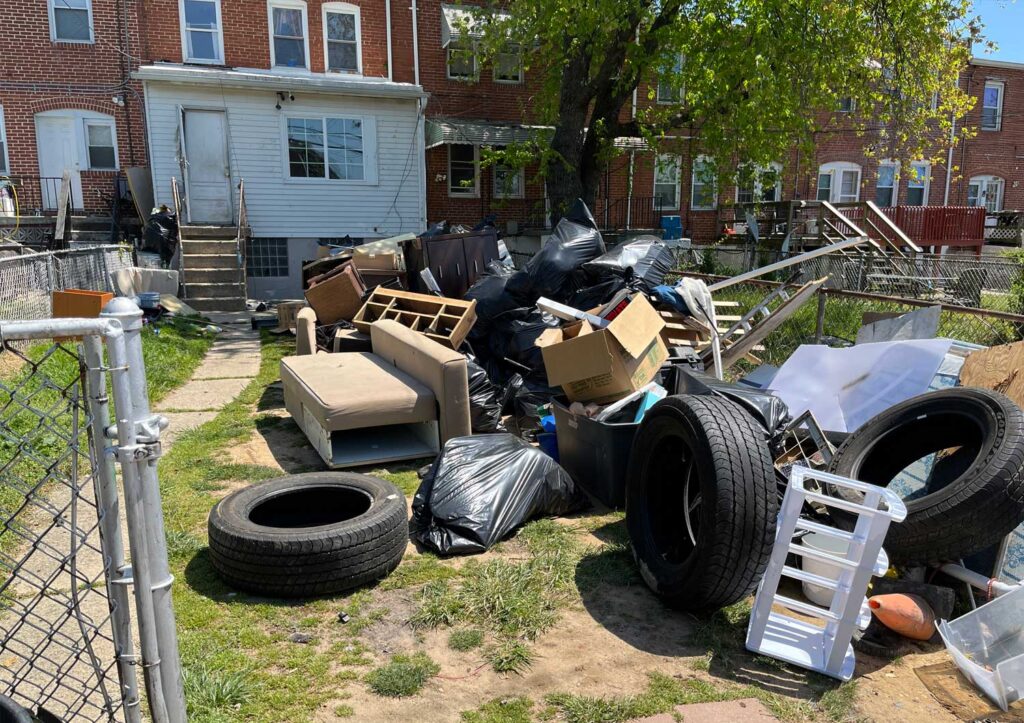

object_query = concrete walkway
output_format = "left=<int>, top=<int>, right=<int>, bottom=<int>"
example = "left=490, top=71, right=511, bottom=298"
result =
left=156, top=313, right=261, bottom=445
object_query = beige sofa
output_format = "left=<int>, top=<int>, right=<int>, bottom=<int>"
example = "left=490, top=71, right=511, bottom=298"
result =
left=282, top=309, right=470, bottom=468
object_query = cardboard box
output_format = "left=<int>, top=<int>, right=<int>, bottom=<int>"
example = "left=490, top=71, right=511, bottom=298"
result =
left=52, top=289, right=114, bottom=341
left=304, top=262, right=365, bottom=324
left=273, top=300, right=307, bottom=332
left=539, top=295, right=668, bottom=403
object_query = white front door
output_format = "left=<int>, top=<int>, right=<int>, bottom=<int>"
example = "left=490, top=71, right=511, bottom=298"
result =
left=36, top=116, right=83, bottom=210
left=183, top=110, right=232, bottom=224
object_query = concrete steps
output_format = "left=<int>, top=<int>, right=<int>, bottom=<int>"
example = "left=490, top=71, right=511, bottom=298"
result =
left=179, top=225, right=248, bottom=313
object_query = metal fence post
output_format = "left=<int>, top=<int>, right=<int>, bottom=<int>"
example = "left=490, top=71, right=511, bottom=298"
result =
left=101, top=298, right=187, bottom=723
left=82, top=335, right=143, bottom=723
left=815, top=290, right=827, bottom=343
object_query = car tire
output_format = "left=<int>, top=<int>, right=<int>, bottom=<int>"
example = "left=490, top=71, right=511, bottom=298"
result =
left=826, top=387, right=1024, bottom=564
left=625, top=395, right=778, bottom=612
left=208, top=472, right=408, bottom=597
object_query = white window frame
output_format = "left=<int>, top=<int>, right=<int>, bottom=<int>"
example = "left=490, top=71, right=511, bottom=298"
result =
left=735, top=162, right=782, bottom=204
left=690, top=156, right=717, bottom=211
left=493, top=162, right=524, bottom=199
left=492, top=44, right=523, bottom=84
left=268, top=0, right=311, bottom=71
left=967, top=174, right=1004, bottom=212
left=83, top=118, right=119, bottom=170
left=48, top=0, right=94, bottom=43
left=906, top=161, right=930, bottom=206
left=653, top=154, right=680, bottom=210
left=448, top=144, right=479, bottom=197
left=982, top=80, right=1004, bottom=131
left=838, top=97, right=856, bottom=113
left=446, top=42, right=478, bottom=81
left=817, top=161, right=861, bottom=203
left=281, top=114, right=377, bottom=185
left=0, top=106, right=9, bottom=175
left=874, top=160, right=899, bottom=207
left=656, top=54, right=685, bottom=104
left=179, top=0, right=225, bottom=64
left=322, top=2, right=362, bottom=75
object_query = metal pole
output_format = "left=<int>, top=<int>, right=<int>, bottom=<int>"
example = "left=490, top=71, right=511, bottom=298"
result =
left=814, top=291, right=826, bottom=343
left=101, top=298, right=186, bottom=723
left=82, top=335, right=142, bottom=723
left=102, top=318, right=172, bottom=723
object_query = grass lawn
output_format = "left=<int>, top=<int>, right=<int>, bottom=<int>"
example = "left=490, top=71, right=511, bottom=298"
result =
left=157, top=333, right=863, bottom=723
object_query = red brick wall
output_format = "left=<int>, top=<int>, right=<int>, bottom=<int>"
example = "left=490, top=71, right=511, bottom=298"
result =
left=0, top=0, right=147, bottom=189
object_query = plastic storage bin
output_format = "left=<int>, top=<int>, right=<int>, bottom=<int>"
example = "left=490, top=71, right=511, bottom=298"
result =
left=552, top=399, right=638, bottom=508
left=937, top=582, right=1024, bottom=711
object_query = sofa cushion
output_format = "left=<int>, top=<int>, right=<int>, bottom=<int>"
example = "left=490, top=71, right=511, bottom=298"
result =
left=281, top=352, right=436, bottom=431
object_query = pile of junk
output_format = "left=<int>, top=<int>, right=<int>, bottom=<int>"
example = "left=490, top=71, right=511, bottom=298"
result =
left=211, top=200, right=1024, bottom=711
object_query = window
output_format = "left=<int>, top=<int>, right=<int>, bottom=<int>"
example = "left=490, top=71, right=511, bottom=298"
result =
left=85, top=121, right=117, bottom=169
left=286, top=116, right=368, bottom=181
left=906, top=162, right=930, bottom=206
left=736, top=163, right=782, bottom=204
left=875, top=161, right=898, bottom=207
left=269, top=0, right=309, bottom=69
left=817, top=162, right=861, bottom=203
left=493, top=161, right=523, bottom=199
left=448, top=144, right=478, bottom=196
left=323, top=3, right=361, bottom=73
left=982, top=81, right=1004, bottom=131
left=49, top=0, right=93, bottom=42
left=0, top=106, right=8, bottom=174
left=838, top=97, right=856, bottom=113
left=653, top=154, right=680, bottom=209
left=691, top=157, right=716, bottom=210
left=656, top=54, right=684, bottom=104
left=180, top=0, right=223, bottom=63
left=447, top=42, right=477, bottom=80
left=493, top=45, right=523, bottom=83
left=246, top=238, right=289, bottom=277
left=967, top=175, right=1004, bottom=212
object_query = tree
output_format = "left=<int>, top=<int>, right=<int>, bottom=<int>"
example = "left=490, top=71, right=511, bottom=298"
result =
left=465, top=0, right=978, bottom=217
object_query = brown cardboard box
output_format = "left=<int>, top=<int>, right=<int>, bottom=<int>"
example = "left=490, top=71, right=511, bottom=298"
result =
left=273, top=300, right=307, bottom=332
left=304, top=262, right=366, bottom=324
left=52, top=289, right=114, bottom=341
left=539, top=295, right=668, bottom=403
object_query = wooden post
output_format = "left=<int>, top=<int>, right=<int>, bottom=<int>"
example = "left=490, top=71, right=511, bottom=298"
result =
left=53, top=170, right=73, bottom=249
left=815, top=289, right=827, bottom=343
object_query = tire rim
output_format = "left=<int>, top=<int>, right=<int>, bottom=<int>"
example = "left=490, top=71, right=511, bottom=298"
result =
left=682, top=461, right=702, bottom=547
left=646, top=434, right=701, bottom=564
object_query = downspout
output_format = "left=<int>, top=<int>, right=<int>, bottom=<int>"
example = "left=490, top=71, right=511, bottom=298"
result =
left=385, top=0, right=394, bottom=82
left=943, top=114, right=956, bottom=205
left=411, top=0, right=421, bottom=86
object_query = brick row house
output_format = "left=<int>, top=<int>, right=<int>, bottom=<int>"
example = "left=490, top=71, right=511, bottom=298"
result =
left=2, top=1, right=1023, bottom=296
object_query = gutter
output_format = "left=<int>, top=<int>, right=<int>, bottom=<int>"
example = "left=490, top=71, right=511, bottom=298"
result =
left=132, top=66, right=426, bottom=101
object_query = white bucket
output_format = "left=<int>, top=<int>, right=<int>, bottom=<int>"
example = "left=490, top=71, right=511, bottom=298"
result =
left=800, top=532, right=849, bottom=607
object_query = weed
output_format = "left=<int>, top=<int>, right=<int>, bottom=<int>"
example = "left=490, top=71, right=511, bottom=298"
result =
left=448, top=628, right=484, bottom=652
left=819, top=682, right=858, bottom=722
left=485, top=639, right=535, bottom=674
left=182, top=663, right=254, bottom=718
left=165, top=529, right=203, bottom=560
left=332, top=704, right=355, bottom=718
left=689, top=600, right=752, bottom=669
left=461, top=696, right=534, bottom=723
left=380, top=553, right=459, bottom=591
left=365, top=652, right=440, bottom=697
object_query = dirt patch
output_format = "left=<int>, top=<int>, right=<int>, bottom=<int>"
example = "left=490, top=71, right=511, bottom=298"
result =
left=853, top=650, right=959, bottom=723
left=0, top=351, right=25, bottom=380
left=227, top=417, right=326, bottom=474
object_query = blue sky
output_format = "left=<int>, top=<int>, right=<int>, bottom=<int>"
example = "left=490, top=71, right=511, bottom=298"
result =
left=973, top=0, right=1024, bottom=62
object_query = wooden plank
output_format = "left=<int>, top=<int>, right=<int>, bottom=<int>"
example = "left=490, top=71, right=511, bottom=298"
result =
left=125, top=166, right=154, bottom=221
left=54, top=170, right=72, bottom=246
left=706, top=278, right=827, bottom=375
left=959, top=341, right=1024, bottom=409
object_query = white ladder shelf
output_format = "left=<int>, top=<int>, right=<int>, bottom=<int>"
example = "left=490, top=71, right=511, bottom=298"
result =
left=746, top=466, right=907, bottom=680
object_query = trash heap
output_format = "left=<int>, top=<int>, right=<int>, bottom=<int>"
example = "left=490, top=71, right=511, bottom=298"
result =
left=248, top=199, right=1024, bottom=711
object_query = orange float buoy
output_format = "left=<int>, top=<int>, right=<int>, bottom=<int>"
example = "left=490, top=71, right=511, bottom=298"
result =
left=867, top=593, right=936, bottom=641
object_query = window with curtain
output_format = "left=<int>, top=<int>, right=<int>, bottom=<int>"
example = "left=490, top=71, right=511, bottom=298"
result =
left=653, top=154, right=680, bottom=209
left=271, top=3, right=307, bottom=68
left=691, top=157, right=716, bottom=210
left=325, top=4, right=359, bottom=73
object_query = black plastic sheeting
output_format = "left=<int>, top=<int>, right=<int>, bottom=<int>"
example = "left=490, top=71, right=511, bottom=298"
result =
left=411, top=434, right=589, bottom=555
left=504, top=199, right=606, bottom=304
left=583, top=236, right=674, bottom=293
left=672, top=369, right=791, bottom=451
left=466, top=357, right=506, bottom=433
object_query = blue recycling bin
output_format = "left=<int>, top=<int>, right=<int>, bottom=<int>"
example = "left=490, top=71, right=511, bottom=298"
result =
left=661, top=215, right=682, bottom=241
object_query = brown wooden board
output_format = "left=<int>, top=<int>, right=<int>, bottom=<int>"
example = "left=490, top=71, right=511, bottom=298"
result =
left=959, top=340, right=1024, bottom=410
left=352, top=287, right=476, bottom=348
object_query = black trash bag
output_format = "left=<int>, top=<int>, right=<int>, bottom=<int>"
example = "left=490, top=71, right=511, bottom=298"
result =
left=501, top=373, right=561, bottom=430
left=411, top=434, right=588, bottom=555
left=673, top=369, right=790, bottom=452
left=583, top=236, right=674, bottom=292
left=567, top=277, right=627, bottom=311
left=487, top=308, right=559, bottom=376
left=463, top=264, right=520, bottom=345
left=505, top=199, right=606, bottom=304
left=419, top=220, right=450, bottom=239
left=142, top=209, right=178, bottom=264
left=466, top=356, right=506, bottom=433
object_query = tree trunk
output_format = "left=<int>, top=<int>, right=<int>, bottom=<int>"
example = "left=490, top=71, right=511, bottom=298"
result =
left=544, top=48, right=593, bottom=224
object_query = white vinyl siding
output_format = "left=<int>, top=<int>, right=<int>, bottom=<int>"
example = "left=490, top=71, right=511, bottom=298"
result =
left=144, top=83, right=422, bottom=240
left=982, top=81, right=1004, bottom=131
left=180, top=0, right=224, bottom=63
left=269, top=0, right=310, bottom=70
left=49, top=0, right=93, bottom=42
left=323, top=3, right=361, bottom=74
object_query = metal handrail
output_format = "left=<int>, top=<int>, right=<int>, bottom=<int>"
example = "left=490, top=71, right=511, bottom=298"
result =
left=169, top=177, right=186, bottom=298
left=235, top=179, right=247, bottom=274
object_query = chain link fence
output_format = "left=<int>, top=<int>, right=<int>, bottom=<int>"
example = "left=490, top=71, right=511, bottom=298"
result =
left=0, top=246, right=135, bottom=324
left=0, top=306, right=186, bottom=722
